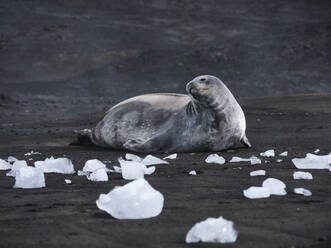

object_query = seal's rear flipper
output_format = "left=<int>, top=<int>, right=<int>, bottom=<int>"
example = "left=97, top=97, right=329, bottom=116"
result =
left=70, top=129, right=94, bottom=146
left=241, top=134, right=251, bottom=148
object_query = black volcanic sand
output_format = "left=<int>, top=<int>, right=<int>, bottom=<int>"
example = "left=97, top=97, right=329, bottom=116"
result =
left=0, top=94, right=331, bottom=248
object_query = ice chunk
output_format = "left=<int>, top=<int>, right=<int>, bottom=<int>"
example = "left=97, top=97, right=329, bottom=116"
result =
left=189, top=170, right=197, bottom=176
left=34, top=157, right=75, bottom=174
left=125, top=154, right=168, bottom=165
left=125, top=153, right=142, bottom=162
left=292, top=153, right=331, bottom=170
left=205, top=154, right=225, bottom=164
left=314, top=149, right=320, bottom=154
left=185, top=216, right=238, bottom=243
left=279, top=151, right=288, bottom=157
left=294, top=188, right=312, bottom=196
left=262, top=178, right=287, bottom=196
left=87, top=168, right=108, bottom=182
left=120, top=159, right=145, bottom=180
left=7, top=156, right=18, bottom=163
left=6, top=160, right=28, bottom=177
left=0, top=159, right=12, bottom=170
left=250, top=156, right=262, bottom=165
left=293, top=171, right=313, bottom=180
left=24, top=150, right=41, bottom=156
left=64, top=179, right=72, bottom=184
left=230, top=156, right=250, bottom=163
left=264, top=160, right=270, bottom=164
left=113, top=166, right=122, bottom=173
left=260, top=149, right=275, bottom=157
left=83, top=159, right=106, bottom=172
left=250, top=170, right=266, bottom=176
left=119, top=158, right=155, bottom=180
left=163, top=153, right=177, bottom=160
left=77, top=170, right=89, bottom=176
left=141, top=155, right=168, bottom=166
left=276, top=159, right=283, bottom=163
left=96, top=178, right=164, bottom=219
left=230, top=156, right=261, bottom=165
left=144, top=166, right=156, bottom=175
left=243, top=186, right=270, bottom=199
left=14, top=167, right=45, bottom=189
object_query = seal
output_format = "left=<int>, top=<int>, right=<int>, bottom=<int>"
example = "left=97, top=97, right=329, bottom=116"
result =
left=77, top=75, right=251, bottom=153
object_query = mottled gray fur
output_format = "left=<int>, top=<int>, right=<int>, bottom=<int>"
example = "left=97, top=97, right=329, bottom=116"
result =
left=85, top=75, right=251, bottom=152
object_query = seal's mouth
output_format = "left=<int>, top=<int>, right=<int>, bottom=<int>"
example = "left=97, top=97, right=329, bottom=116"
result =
left=189, top=87, right=209, bottom=95
left=196, top=87, right=209, bottom=92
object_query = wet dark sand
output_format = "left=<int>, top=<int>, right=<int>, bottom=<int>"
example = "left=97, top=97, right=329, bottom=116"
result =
left=0, top=94, right=330, bottom=248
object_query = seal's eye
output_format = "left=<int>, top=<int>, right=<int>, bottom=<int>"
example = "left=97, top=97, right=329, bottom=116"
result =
left=200, top=78, right=206, bottom=82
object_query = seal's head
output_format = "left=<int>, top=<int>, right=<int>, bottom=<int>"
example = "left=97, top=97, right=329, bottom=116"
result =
left=186, top=75, right=228, bottom=107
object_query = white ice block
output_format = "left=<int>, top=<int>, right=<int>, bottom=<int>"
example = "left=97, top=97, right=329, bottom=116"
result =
left=96, top=178, right=164, bottom=219
left=185, top=216, right=238, bottom=243
left=14, top=167, right=45, bottom=189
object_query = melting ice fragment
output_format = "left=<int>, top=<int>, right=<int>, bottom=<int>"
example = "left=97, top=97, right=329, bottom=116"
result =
left=185, top=216, right=238, bottom=243
left=243, top=186, right=270, bottom=199
left=7, top=156, right=18, bottom=163
left=260, top=149, right=275, bottom=157
left=292, top=153, right=331, bottom=170
left=6, top=160, right=28, bottom=177
left=276, top=159, right=283, bottom=163
left=250, top=156, right=262, bottom=165
left=205, top=154, right=225, bottom=164
left=294, top=188, right=312, bottom=196
left=119, top=158, right=155, bottom=180
left=262, top=178, right=287, bottom=196
left=24, top=150, right=41, bottom=156
left=87, top=168, right=108, bottom=182
left=230, top=156, right=261, bottom=165
left=163, top=153, right=177, bottom=160
left=83, top=159, right=106, bottom=172
left=96, top=178, right=164, bottom=219
left=113, top=166, right=122, bottom=173
left=250, top=170, right=266, bottom=177
left=64, top=179, right=72, bottom=184
left=34, top=157, right=75, bottom=174
left=125, top=153, right=142, bottom=162
left=230, top=157, right=250, bottom=163
left=141, top=155, right=168, bottom=166
left=189, top=170, right=197, bottom=175
left=279, top=151, right=288, bottom=157
left=14, top=167, right=45, bottom=189
left=293, top=171, right=313, bottom=180
left=0, top=159, right=12, bottom=170
left=79, top=159, right=109, bottom=181
left=314, top=149, right=320, bottom=154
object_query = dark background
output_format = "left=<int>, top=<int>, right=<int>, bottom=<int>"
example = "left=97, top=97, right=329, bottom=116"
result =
left=1, top=0, right=331, bottom=120
left=0, top=2, right=331, bottom=247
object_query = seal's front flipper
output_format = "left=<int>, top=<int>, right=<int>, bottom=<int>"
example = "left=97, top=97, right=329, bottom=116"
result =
left=123, top=138, right=153, bottom=152
left=241, top=134, right=251, bottom=148
left=70, top=129, right=94, bottom=146
left=123, top=133, right=169, bottom=153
